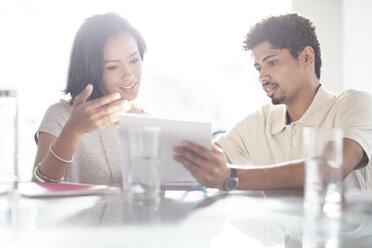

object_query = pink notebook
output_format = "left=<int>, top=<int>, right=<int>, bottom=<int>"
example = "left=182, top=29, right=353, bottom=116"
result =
left=18, top=182, right=120, bottom=197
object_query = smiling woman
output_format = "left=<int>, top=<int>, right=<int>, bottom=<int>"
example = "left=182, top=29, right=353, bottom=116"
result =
left=32, top=13, right=147, bottom=185
left=100, top=33, right=142, bottom=101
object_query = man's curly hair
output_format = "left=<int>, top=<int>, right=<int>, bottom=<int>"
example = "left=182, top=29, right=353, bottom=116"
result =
left=243, top=13, right=322, bottom=79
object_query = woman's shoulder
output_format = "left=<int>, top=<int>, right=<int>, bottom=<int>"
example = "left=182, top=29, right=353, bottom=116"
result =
left=43, top=100, right=72, bottom=120
left=36, top=100, right=72, bottom=143
left=46, top=99, right=72, bottom=112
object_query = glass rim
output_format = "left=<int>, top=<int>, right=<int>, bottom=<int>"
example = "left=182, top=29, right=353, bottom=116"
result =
left=0, top=89, right=17, bottom=97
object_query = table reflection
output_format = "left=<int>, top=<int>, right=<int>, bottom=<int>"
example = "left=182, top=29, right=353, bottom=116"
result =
left=1, top=189, right=372, bottom=248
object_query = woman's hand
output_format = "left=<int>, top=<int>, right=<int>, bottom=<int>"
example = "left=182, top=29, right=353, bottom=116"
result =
left=173, top=142, right=230, bottom=189
left=65, top=84, right=128, bottom=137
left=126, top=103, right=144, bottom=114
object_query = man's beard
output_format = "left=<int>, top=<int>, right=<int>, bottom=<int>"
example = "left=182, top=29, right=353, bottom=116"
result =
left=263, top=82, right=285, bottom=105
left=271, top=95, right=286, bottom=105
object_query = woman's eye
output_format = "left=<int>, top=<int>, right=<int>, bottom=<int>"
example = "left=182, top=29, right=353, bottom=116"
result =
left=106, top=65, right=119, bottom=70
left=130, top=58, right=140, bottom=64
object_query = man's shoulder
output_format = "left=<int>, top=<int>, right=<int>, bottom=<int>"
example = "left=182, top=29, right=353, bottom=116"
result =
left=337, top=89, right=372, bottom=100
left=335, top=89, right=372, bottom=106
left=261, top=103, right=284, bottom=113
left=258, top=103, right=285, bottom=120
left=239, top=104, right=284, bottom=126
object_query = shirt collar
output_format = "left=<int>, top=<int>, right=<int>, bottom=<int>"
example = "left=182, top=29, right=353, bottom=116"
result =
left=271, top=85, right=336, bottom=134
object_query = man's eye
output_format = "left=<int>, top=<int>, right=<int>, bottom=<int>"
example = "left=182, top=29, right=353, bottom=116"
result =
left=268, top=60, right=278, bottom=66
left=255, top=67, right=262, bottom=73
left=106, top=65, right=119, bottom=70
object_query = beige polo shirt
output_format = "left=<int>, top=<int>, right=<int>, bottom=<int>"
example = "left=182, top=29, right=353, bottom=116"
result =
left=216, top=86, right=372, bottom=191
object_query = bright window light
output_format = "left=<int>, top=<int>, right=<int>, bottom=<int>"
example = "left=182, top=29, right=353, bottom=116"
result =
left=0, top=0, right=291, bottom=180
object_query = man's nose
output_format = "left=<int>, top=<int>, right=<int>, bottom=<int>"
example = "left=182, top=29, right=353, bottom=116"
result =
left=259, top=69, right=270, bottom=84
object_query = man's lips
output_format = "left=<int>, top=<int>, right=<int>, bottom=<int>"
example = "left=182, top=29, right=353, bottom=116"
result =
left=263, top=83, right=279, bottom=97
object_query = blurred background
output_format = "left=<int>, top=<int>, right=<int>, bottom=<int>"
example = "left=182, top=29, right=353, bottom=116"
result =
left=0, top=0, right=371, bottom=181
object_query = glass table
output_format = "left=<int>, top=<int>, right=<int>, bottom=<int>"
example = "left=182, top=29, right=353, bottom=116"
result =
left=1, top=188, right=371, bottom=247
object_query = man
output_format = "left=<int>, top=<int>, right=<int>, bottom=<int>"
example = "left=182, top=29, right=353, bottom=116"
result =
left=173, top=13, right=372, bottom=191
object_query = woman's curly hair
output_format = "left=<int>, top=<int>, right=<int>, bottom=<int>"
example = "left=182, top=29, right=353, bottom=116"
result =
left=243, top=13, right=322, bottom=79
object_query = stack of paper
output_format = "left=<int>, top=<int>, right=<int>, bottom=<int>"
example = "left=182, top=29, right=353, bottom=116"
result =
left=18, top=182, right=120, bottom=197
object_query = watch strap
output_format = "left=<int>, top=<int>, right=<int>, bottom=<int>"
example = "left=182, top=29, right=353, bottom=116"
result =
left=230, top=167, right=237, bottom=178
left=224, top=167, right=239, bottom=191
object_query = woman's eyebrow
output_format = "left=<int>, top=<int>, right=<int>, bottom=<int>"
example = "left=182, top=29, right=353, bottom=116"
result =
left=104, top=51, right=139, bottom=64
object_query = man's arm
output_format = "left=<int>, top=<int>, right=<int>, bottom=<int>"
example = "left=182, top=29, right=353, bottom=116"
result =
left=213, top=142, right=231, bottom=164
left=173, top=138, right=366, bottom=190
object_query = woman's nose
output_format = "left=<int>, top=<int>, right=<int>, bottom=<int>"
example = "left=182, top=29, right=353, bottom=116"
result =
left=121, top=65, right=132, bottom=79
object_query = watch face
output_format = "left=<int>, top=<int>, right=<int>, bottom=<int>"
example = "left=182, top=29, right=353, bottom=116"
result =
left=225, top=177, right=238, bottom=191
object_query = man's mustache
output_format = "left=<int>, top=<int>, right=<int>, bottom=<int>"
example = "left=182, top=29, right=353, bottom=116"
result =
left=262, top=82, right=279, bottom=87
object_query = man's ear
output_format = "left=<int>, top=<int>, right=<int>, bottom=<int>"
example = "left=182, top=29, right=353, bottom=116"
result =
left=301, top=46, right=315, bottom=65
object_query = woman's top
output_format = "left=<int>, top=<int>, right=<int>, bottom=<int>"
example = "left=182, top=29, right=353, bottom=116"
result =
left=35, top=100, right=145, bottom=186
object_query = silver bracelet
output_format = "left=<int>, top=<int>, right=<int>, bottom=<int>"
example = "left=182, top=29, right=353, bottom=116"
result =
left=49, top=145, right=73, bottom=164
left=33, top=165, right=45, bottom=182
left=33, top=163, right=64, bottom=183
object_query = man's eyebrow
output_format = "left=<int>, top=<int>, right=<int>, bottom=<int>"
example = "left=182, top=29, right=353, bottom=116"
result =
left=262, top=54, right=277, bottom=62
left=254, top=54, right=277, bottom=68
left=104, top=51, right=139, bottom=64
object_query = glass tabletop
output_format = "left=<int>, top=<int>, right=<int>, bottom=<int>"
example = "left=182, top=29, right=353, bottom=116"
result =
left=1, top=188, right=371, bottom=248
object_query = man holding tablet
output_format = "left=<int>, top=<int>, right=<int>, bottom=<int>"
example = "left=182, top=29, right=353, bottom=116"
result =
left=173, top=13, right=372, bottom=191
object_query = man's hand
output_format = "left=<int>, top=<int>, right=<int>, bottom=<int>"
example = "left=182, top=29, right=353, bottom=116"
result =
left=173, top=142, right=230, bottom=189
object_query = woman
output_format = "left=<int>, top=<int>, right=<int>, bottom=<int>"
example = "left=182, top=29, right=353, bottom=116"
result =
left=33, top=13, right=147, bottom=185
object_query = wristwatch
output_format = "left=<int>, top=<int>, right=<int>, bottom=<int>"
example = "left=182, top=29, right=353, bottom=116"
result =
left=224, top=167, right=239, bottom=191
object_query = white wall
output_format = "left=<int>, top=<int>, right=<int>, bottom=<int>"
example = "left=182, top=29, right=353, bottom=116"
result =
left=343, top=0, right=372, bottom=94
left=292, top=0, right=372, bottom=95
left=292, top=0, right=344, bottom=93
left=0, top=0, right=291, bottom=181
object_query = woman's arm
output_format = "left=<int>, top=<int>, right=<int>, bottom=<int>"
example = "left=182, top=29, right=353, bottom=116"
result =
left=32, top=84, right=127, bottom=182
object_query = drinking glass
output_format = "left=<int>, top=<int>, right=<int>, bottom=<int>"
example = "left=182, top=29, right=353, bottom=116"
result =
left=125, top=126, right=161, bottom=206
left=0, top=89, right=18, bottom=193
left=303, top=127, right=343, bottom=217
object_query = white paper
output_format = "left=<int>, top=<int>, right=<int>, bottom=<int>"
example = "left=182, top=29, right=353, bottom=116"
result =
left=119, top=114, right=212, bottom=185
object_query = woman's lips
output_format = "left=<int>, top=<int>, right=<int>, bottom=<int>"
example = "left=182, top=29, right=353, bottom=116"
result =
left=119, top=81, right=137, bottom=93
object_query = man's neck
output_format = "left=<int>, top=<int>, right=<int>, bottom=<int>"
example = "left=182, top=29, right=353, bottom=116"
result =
left=286, top=83, right=320, bottom=124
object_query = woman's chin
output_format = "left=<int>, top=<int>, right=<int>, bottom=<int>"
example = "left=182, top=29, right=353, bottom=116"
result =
left=120, top=92, right=138, bottom=101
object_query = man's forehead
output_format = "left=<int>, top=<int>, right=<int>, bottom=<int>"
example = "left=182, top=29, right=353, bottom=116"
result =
left=251, top=42, right=279, bottom=62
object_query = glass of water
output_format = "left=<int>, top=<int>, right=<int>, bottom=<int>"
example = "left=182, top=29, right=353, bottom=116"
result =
left=0, top=89, right=18, bottom=194
left=126, top=126, right=161, bottom=206
left=303, top=127, right=343, bottom=217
